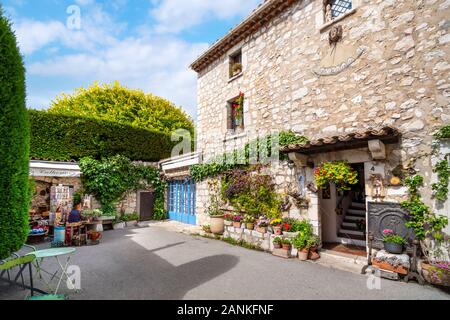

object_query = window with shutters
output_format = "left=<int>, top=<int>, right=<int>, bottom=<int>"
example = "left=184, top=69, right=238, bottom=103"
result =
left=227, top=93, right=245, bottom=133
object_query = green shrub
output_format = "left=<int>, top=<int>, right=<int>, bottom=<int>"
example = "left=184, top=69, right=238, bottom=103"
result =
left=0, top=9, right=30, bottom=259
left=29, top=110, right=174, bottom=161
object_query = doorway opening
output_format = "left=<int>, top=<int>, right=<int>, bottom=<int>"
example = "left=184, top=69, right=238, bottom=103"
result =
left=321, top=162, right=367, bottom=254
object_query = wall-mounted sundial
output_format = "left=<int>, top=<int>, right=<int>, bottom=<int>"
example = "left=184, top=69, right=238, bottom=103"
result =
left=313, top=25, right=365, bottom=77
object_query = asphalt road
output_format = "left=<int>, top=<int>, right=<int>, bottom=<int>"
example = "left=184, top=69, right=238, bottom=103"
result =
left=1, top=226, right=449, bottom=300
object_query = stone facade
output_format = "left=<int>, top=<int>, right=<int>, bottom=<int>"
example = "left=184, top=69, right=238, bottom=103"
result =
left=194, top=0, right=450, bottom=237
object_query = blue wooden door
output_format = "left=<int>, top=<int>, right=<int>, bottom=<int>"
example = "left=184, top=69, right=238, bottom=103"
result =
left=168, top=179, right=196, bottom=225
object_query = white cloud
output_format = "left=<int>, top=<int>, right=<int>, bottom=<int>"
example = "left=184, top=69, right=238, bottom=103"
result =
left=150, top=0, right=261, bottom=33
left=14, top=1, right=124, bottom=55
left=27, top=36, right=208, bottom=117
left=13, top=0, right=262, bottom=118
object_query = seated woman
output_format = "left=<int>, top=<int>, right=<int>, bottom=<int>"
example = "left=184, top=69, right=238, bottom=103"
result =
left=68, top=203, right=82, bottom=223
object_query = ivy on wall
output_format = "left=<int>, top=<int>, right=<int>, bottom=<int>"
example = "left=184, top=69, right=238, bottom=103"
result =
left=401, top=175, right=448, bottom=241
left=79, top=155, right=166, bottom=219
left=435, top=125, right=450, bottom=140
left=190, top=131, right=308, bottom=182
left=432, top=160, right=450, bottom=202
left=29, top=110, right=174, bottom=162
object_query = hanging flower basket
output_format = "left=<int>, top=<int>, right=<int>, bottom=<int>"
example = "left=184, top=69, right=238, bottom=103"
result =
left=314, top=161, right=359, bottom=191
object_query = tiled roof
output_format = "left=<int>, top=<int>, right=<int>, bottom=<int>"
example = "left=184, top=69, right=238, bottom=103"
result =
left=280, top=126, right=401, bottom=154
left=190, top=0, right=299, bottom=73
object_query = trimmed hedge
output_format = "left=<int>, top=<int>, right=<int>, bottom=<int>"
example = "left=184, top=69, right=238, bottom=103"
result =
left=0, top=9, right=30, bottom=259
left=29, top=110, right=175, bottom=162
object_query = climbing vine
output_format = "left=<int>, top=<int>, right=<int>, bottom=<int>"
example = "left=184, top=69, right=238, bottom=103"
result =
left=190, top=131, right=308, bottom=182
left=401, top=175, right=448, bottom=241
left=434, top=125, right=450, bottom=140
left=79, top=155, right=166, bottom=219
left=432, top=160, right=450, bottom=202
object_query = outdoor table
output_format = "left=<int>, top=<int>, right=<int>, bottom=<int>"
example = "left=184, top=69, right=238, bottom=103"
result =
left=26, top=248, right=76, bottom=294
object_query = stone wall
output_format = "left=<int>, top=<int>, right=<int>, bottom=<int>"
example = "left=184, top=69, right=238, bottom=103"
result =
left=195, top=0, right=450, bottom=232
left=31, top=176, right=143, bottom=217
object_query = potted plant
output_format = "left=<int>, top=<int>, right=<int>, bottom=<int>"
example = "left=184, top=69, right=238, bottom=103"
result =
left=113, top=216, right=125, bottom=230
left=207, top=180, right=225, bottom=235
left=382, top=229, right=406, bottom=254
left=202, top=224, right=212, bottom=234
left=125, top=213, right=139, bottom=227
left=82, top=209, right=102, bottom=223
left=293, top=233, right=309, bottom=261
left=256, top=218, right=269, bottom=234
left=282, top=218, right=300, bottom=237
left=307, top=235, right=321, bottom=261
left=270, top=219, right=282, bottom=235
left=281, top=238, right=292, bottom=251
left=314, top=161, right=359, bottom=191
left=231, top=62, right=242, bottom=76
left=232, top=214, right=242, bottom=228
left=244, top=215, right=255, bottom=230
left=421, top=261, right=450, bottom=287
left=224, top=213, right=233, bottom=226
left=88, top=230, right=102, bottom=244
left=273, top=236, right=283, bottom=249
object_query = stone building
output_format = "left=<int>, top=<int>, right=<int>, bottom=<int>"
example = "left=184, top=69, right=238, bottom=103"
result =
left=164, top=0, right=449, bottom=251
left=29, top=160, right=156, bottom=220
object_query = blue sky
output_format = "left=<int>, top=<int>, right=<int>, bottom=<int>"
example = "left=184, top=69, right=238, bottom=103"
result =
left=1, top=0, right=261, bottom=118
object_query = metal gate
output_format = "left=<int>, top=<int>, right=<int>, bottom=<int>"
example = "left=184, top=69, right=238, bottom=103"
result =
left=168, top=179, right=196, bottom=225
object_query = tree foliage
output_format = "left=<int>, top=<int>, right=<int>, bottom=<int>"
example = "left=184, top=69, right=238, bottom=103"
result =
left=48, top=81, right=194, bottom=135
left=0, top=9, right=30, bottom=259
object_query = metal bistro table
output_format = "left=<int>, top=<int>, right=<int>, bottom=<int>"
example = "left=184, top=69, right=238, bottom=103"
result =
left=26, top=248, right=76, bottom=294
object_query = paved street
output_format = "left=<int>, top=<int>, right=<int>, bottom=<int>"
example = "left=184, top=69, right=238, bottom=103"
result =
left=1, top=225, right=449, bottom=300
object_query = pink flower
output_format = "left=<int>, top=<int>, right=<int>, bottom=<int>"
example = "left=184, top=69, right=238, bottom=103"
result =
left=383, top=229, right=393, bottom=234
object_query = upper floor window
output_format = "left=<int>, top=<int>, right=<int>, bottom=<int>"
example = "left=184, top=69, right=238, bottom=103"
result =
left=324, top=0, right=353, bottom=22
left=229, top=50, right=242, bottom=79
left=227, top=93, right=245, bottom=132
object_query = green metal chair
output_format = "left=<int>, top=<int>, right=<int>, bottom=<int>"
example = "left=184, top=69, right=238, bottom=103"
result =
left=0, top=254, right=38, bottom=296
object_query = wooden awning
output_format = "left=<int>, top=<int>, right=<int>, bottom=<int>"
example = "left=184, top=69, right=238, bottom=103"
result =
left=280, top=126, right=400, bottom=155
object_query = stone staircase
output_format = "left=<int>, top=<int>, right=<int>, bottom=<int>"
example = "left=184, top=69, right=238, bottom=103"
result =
left=338, top=201, right=366, bottom=244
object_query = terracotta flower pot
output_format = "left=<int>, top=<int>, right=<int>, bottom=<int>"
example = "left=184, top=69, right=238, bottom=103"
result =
left=233, top=221, right=242, bottom=228
left=298, top=248, right=309, bottom=261
left=308, top=247, right=320, bottom=260
left=282, top=243, right=291, bottom=251
left=224, top=220, right=233, bottom=226
left=256, top=227, right=267, bottom=234
left=421, top=262, right=450, bottom=287
left=273, top=226, right=282, bottom=235
left=89, top=231, right=102, bottom=242
left=210, top=215, right=225, bottom=235
left=273, top=242, right=282, bottom=249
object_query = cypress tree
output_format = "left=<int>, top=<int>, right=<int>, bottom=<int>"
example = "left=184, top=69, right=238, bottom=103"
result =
left=0, top=7, right=30, bottom=259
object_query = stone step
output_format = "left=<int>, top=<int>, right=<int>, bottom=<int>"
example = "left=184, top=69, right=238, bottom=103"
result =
left=342, top=221, right=358, bottom=228
left=339, top=229, right=364, bottom=236
left=347, top=209, right=366, bottom=217
left=337, top=237, right=367, bottom=247
left=340, top=224, right=359, bottom=231
left=351, top=202, right=366, bottom=209
left=344, top=215, right=366, bottom=222
left=338, top=232, right=366, bottom=241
